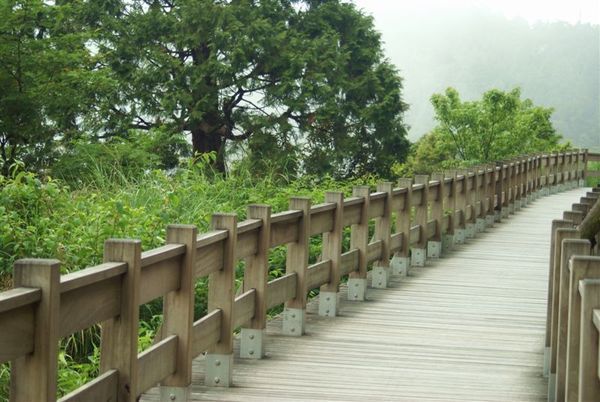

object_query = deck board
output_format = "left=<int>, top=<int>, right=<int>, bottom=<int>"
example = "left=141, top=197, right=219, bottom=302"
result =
left=143, top=187, right=587, bottom=401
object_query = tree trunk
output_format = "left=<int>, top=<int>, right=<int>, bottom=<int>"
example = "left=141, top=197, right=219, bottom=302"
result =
left=191, top=123, right=226, bottom=173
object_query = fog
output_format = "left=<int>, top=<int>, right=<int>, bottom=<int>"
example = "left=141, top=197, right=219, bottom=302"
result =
left=353, top=1, right=600, bottom=148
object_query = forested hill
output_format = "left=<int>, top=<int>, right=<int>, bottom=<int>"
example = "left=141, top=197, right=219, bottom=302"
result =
left=378, top=10, right=599, bottom=149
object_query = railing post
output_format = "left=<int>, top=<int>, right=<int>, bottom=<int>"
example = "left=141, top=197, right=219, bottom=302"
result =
left=397, top=178, right=413, bottom=274
left=475, top=169, right=486, bottom=233
left=485, top=166, right=495, bottom=227
left=160, top=225, right=197, bottom=401
left=10, top=259, right=60, bottom=402
left=283, top=197, right=311, bottom=335
left=459, top=170, right=476, bottom=239
left=578, top=277, right=600, bottom=401
left=429, top=173, right=444, bottom=258
left=412, top=175, right=429, bottom=266
left=454, top=171, right=468, bottom=243
left=564, top=251, right=596, bottom=402
left=206, top=214, right=237, bottom=387
left=101, top=239, right=142, bottom=402
left=240, top=205, right=271, bottom=359
left=442, top=172, right=457, bottom=253
left=319, top=192, right=343, bottom=316
left=548, top=227, right=579, bottom=398
left=555, top=239, right=591, bottom=402
left=545, top=220, right=574, bottom=376
left=349, top=186, right=370, bottom=299
left=372, top=183, right=393, bottom=288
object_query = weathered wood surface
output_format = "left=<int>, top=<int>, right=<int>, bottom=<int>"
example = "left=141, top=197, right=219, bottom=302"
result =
left=141, top=188, right=588, bottom=402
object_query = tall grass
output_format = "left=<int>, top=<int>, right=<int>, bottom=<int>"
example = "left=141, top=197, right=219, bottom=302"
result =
left=0, top=158, right=378, bottom=398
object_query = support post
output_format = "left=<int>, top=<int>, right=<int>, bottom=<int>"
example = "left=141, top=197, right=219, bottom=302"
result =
left=319, top=192, right=343, bottom=316
left=283, top=197, right=311, bottom=335
left=206, top=214, right=237, bottom=387
left=555, top=239, right=590, bottom=402
left=11, top=259, right=60, bottom=402
left=578, top=278, right=600, bottom=402
left=372, top=183, right=392, bottom=288
left=429, top=173, right=445, bottom=258
left=442, top=171, right=457, bottom=253
left=349, top=186, right=370, bottom=299
left=240, top=205, right=271, bottom=359
left=412, top=175, right=429, bottom=266
left=396, top=179, right=413, bottom=275
left=100, top=239, right=142, bottom=401
left=160, top=225, right=197, bottom=401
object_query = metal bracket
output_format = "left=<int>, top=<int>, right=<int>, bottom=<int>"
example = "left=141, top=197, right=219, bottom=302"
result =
left=240, top=328, right=264, bottom=359
left=160, top=386, right=190, bottom=402
left=282, top=307, right=305, bottom=336
left=427, top=241, right=441, bottom=259
left=390, top=255, right=409, bottom=276
left=205, top=353, right=233, bottom=387
left=347, top=278, right=367, bottom=301
left=318, top=291, right=338, bottom=317
left=465, top=223, right=476, bottom=239
left=455, top=228, right=466, bottom=244
left=411, top=248, right=426, bottom=267
left=475, top=218, right=486, bottom=233
left=371, top=266, right=390, bottom=288
left=442, top=234, right=455, bottom=255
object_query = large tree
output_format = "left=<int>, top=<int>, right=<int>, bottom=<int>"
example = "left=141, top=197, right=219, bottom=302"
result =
left=0, top=0, right=93, bottom=175
left=89, top=0, right=408, bottom=174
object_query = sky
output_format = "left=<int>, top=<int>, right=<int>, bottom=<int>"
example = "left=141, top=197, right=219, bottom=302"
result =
left=353, top=0, right=600, bottom=25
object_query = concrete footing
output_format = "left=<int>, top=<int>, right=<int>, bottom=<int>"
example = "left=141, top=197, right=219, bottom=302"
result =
left=442, top=234, right=455, bottom=255
left=318, top=291, right=339, bottom=317
left=240, top=328, right=265, bottom=359
left=543, top=346, right=550, bottom=377
left=372, top=265, right=391, bottom=288
left=465, top=223, right=476, bottom=239
left=206, top=354, right=233, bottom=387
left=475, top=218, right=486, bottom=233
left=347, top=278, right=367, bottom=301
left=391, top=255, right=409, bottom=276
left=161, top=386, right=190, bottom=402
left=411, top=248, right=426, bottom=267
left=282, top=307, right=305, bottom=336
left=427, top=241, right=442, bottom=258
left=485, top=215, right=495, bottom=228
left=548, top=374, right=556, bottom=402
left=455, top=228, right=466, bottom=244
left=579, top=179, right=585, bottom=187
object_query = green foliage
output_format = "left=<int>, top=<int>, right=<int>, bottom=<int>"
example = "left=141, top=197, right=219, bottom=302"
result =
left=397, top=87, right=566, bottom=174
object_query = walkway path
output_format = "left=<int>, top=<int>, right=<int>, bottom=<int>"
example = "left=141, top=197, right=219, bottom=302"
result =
left=144, top=187, right=588, bottom=402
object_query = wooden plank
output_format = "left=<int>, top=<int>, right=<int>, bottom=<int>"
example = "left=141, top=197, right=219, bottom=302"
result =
left=60, top=262, right=127, bottom=293
left=340, top=249, right=359, bottom=276
left=0, top=304, right=35, bottom=363
left=270, top=211, right=302, bottom=247
left=266, top=274, right=297, bottom=309
left=310, top=203, right=335, bottom=235
left=366, top=240, right=383, bottom=264
left=409, top=225, right=420, bottom=245
left=233, top=289, right=256, bottom=329
left=59, top=275, right=121, bottom=338
left=191, top=310, right=221, bottom=358
left=137, top=335, right=178, bottom=395
left=390, top=233, right=403, bottom=254
left=58, top=370, right=118, bottom=402
left=236, top=228, right=259, bottom=260
left=139, top=252, right=181, bottom=304
left=307, top=260, right=332, bottom=291
left=195, top=239, right=224, bottom=279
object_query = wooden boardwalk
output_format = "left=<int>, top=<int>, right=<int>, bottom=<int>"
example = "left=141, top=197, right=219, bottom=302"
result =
left=143, top=188, right=587, bottom=402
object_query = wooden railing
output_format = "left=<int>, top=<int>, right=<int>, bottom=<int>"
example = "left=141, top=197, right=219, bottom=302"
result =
left=0, top=150, right=591, bottom=402
left=545, top=182, right=600, bottom=402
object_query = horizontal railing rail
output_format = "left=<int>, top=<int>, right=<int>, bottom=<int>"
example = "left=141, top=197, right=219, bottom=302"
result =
left=0, top=150, right=594, bottom=402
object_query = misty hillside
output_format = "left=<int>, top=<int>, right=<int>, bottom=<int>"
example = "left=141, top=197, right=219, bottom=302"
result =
left=378, top=10, right=599, bottom=149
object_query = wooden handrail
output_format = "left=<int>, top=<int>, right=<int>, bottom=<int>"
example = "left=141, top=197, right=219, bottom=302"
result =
left=0, top=150, right=591, bottom=401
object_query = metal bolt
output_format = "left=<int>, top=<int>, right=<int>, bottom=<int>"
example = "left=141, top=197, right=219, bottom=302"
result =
left=169, top=394, right=176, bottom=401
left=249, top=350, right=254, bottom=355
left=291, top=313, right=296, bottom=318
left=326, top=297, right=330, bottom=301
left=215, top=360, right=221, bottom=367
left=378, top=282, right=382, bottom=286
left=249, top=334, right=254, bottom=340
left=326, top=310, right=330, bottom=314
left=355, top=283, right=359, bottom=287
left=291, top=327, right=295, bottom=333
left=214, top=377, right=220, bottom=384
